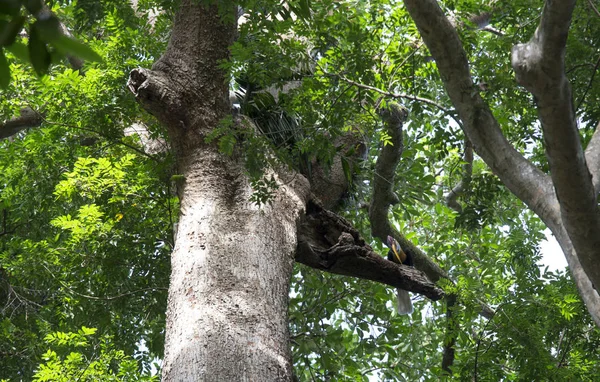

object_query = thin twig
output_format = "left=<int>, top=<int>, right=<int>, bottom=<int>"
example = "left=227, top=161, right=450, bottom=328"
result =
left=587, top=0, right=600, bottom=18
left=445, top=138, right=473, bottom=212
left=327, top=73, right=464, bottom=129
left=474, top=302, right=507, bottom=381
left=42, top=264, right=167, bottom=301
left=575, top=54, right=600, bottom=112
left=42, top=118, right=160, bottom=161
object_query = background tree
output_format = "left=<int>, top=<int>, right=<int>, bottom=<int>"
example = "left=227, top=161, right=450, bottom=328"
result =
left=1, top=0, right=600, bottom=381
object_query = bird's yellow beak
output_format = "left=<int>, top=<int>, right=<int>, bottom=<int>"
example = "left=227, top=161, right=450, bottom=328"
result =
left=387, top=235, right=406, bottom=263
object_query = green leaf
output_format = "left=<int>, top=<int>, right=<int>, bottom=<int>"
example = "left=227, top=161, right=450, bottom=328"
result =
left=0, top=0, right=21, bottom=16
left=297, top=0, right=312, bottom=20
left=218, top=133, right=236, bottom=156
left=0, top=48, right=10, bottom=88
left=79, top=326, right=97, bottom=336
left=28, top=28, right=50, bottom=75
left=32, top=16, right=61, bottom=42
left=341, top=156, right=352, bottom=184
left=5, top=40, right=28, bottom=61
left=0, top=14, right=25, bottom=46
left=170, top=174, right=185, bottom=182
left=52, top=35, right=103, bottom=62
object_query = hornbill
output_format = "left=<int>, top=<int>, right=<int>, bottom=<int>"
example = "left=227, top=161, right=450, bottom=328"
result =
left=386, top=235, right=414, bottom=315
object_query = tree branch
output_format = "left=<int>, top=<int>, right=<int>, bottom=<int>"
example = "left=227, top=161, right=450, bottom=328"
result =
left=0, top=107, right=43, bottom=139
left=128, top=68, right=186, bottom=129
left=368, top=100, right=448, bottom=282
left=296, top=200, right=444, bottom=300
left=404, top=0, right=556, bottom=224
left=441, top=294, right=458, bottom=375
left=364, top=102, right=468, bottom=366
left=404, top=0, right=600, bottom=326
left=511, top=0, right=600, bottom=292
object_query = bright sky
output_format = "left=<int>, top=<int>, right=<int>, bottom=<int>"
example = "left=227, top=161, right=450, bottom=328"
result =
left=539, top=228, right=568, bottom=272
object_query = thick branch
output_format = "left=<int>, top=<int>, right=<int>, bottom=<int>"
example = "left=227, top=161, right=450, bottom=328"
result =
left=296, top=200, right=444, bottom=300
left=369, top=102, right=406, bottom=239
left=305, top=131, right=366, bottom=210
left=404, top=0, right=556, bottom=225
left=128, top=68, right=186, bottom=129
left=123, top=123, right=169, bottom=155
left=0, top=107, right=43, bottom=139
left=511, top=0, right=600, bottom=292
left=368, top=101, right=447, bottom=282
left=128, top=2, right=234, bottom=154
left=544, top=219, right=600, bottom=328
left=404, top=0, right=600, bottom=326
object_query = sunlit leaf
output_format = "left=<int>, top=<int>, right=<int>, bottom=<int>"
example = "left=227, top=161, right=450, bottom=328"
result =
left=52, top=35, right=103, bottom=62
left=27, top=27, right=49, bottom=75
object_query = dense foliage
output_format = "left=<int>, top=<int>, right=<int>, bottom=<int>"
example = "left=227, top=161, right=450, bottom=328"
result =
left=1, top=0, right=600, bottom=380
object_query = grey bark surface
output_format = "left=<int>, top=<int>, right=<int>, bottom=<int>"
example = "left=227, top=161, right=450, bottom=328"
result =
left=160, top=149, right=308, bottom=380
left=511, top=0, right=600, bottom=304
left=127, top=2, right=445, bottom=380
left=128, top=2, right=308, bottom=380
left=0, top=107, right=43, bottom=139
left=585, top=122, right=600, bottom=196
left=404, top=0, right=600, bottom=326
left=295, top=200, right=444, bottom=300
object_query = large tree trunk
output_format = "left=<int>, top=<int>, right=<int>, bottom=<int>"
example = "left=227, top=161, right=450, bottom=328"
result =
left=161, top=146, right=308, bottom=380
left=127, top=2, right=309, bottom=380
left=127, top=2, right=446, bottom=379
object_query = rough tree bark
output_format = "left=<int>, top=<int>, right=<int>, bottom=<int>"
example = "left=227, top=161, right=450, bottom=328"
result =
left=0, top=107, right=43, bottom=139
left=127, top=3, right=307, bottom=380
left=127, top=1, right=443, bottom=380
left=404, top=0, right=600, bottom=327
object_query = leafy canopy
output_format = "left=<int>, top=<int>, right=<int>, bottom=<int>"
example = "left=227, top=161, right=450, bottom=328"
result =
left=1, top=0, right=600, bottom=381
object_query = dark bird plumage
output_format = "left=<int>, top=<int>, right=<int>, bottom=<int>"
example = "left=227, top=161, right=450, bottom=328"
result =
left=386, top=235, right=414, bottom=315
left=386, top=235, right=414, bottom=267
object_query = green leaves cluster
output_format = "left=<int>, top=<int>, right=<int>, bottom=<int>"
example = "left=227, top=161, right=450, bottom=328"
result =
left=0, top=0, right=102, bottom=87
left=0, top=2, right=174, bottom=379
left=0, top=131, right=172, bottom=378
left=264, top=0, right=600, bottom=378
left=2, top=0, right=600, bottom=381
left=205, top=115, right=283, bottom=205
left=32, top=327, right=157, bottom=381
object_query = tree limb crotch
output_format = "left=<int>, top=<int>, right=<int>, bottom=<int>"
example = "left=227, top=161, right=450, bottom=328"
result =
left=295, top=199, right=444, bottom=300
left=404, top=0, right=600, bottom=326
left=369, top=100, right=447, bottom=281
